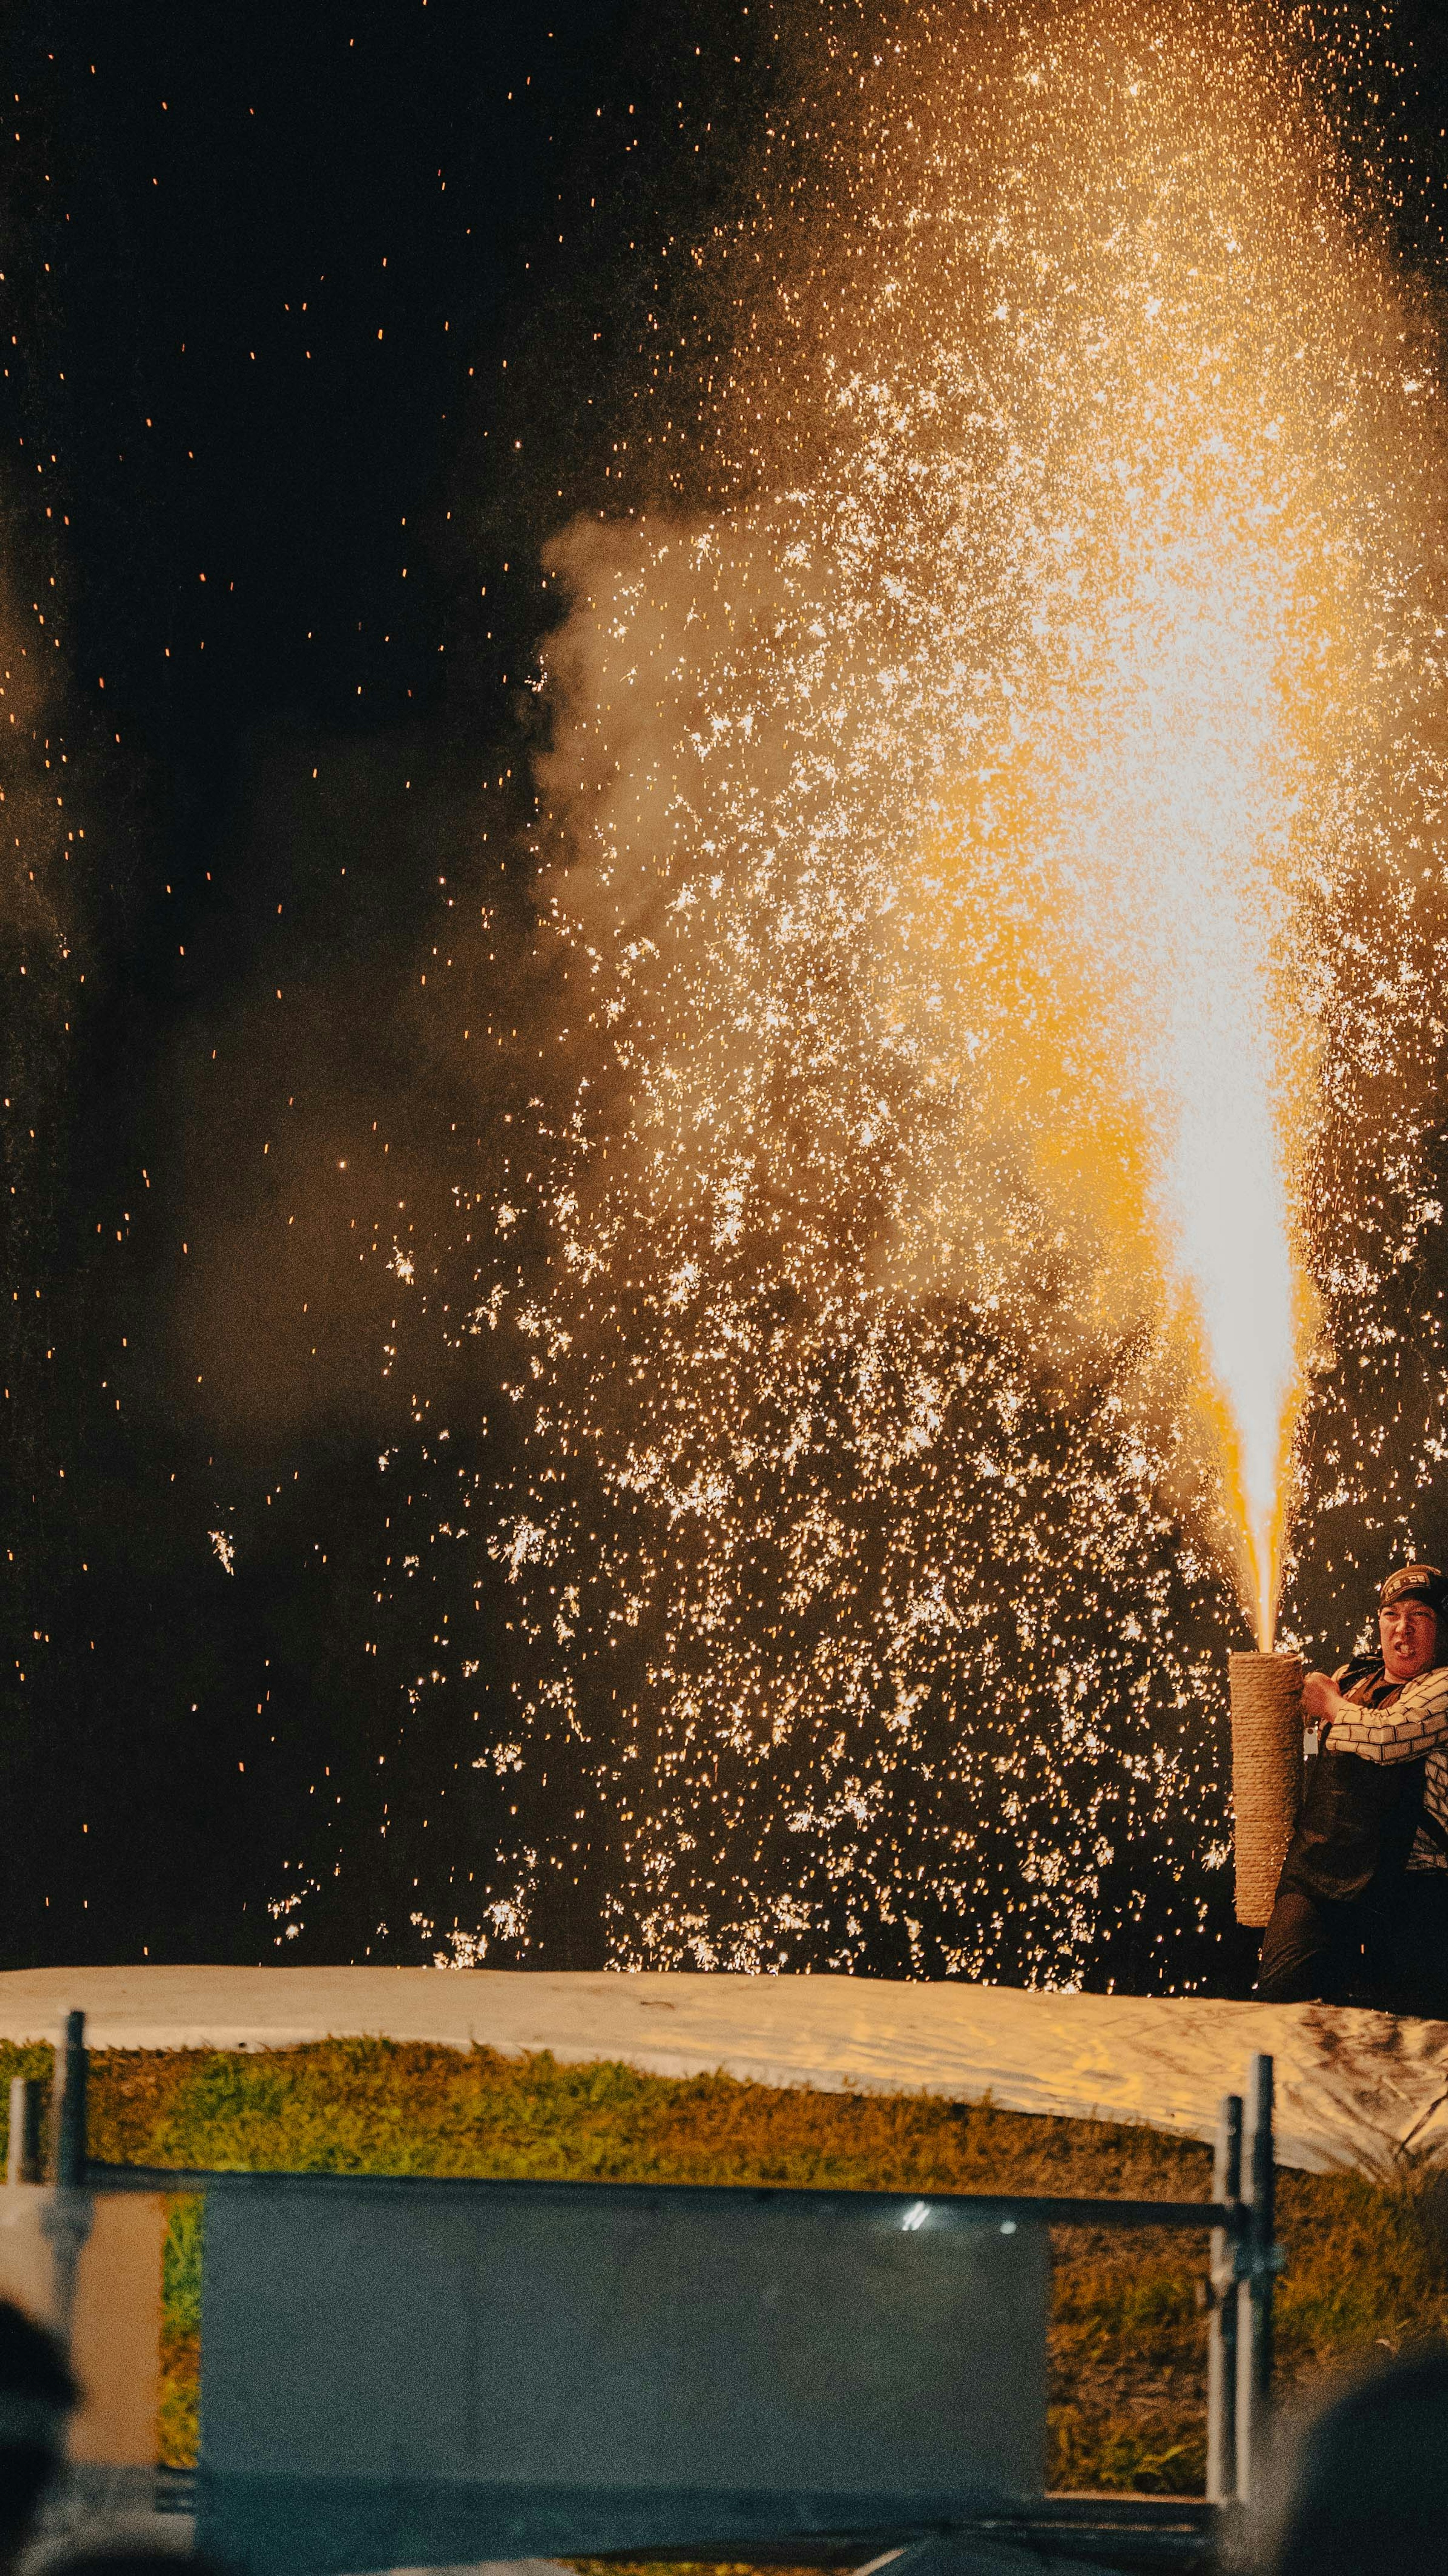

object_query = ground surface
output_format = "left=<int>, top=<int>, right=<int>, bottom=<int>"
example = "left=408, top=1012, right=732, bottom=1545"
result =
left=7, top=2037, right=1445, bottom=2496
left=3, top=1965, right=1446, bottom=2173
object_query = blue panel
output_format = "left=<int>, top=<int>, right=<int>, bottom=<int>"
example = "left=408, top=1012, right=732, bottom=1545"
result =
left=197, top=2174, right=1047, bottom=2576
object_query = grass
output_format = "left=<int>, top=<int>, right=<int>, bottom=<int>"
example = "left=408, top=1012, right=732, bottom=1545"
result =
left=5, top=2037, right=1446, bottom=2492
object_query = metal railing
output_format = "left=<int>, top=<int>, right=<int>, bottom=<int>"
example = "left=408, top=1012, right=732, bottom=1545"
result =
left=17, top=2010, right=1283, bottom=2525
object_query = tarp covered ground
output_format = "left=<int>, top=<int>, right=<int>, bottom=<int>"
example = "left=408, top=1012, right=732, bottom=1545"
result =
left=3, top=1965, right=1446, bottom=2174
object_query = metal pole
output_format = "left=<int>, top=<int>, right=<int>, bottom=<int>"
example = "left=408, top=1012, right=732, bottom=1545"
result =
left=1206, top=2090, right=1242, bottom=2504
left=1235, top=2051, right=1276, bottom=2503
left=6, top=2077, right=41, bottom=2185
left=51, top=2011, right=88, bottom=2190
left=41, top=2011, right=92, bottom=2335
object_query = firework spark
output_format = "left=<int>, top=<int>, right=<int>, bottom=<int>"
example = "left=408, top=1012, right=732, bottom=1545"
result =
left=439, top=2, right=1448, bottom=1984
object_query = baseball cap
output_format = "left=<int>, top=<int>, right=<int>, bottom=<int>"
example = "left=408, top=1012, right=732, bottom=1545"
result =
left=1379, top=1563, right=1448, bottom=1614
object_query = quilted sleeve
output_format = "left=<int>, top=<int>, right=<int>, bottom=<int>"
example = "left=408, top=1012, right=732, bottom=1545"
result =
left=1326, top=1666, right=1448, bottom=1764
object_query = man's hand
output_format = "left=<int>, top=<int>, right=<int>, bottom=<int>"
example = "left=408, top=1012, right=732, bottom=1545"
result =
left=1302, top=1668, right=1348, bottom=1730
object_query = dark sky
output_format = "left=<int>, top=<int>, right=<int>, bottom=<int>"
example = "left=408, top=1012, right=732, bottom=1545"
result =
left=0, top=0, right=672, bottom=1968
left=3, top=0, right=1448, bottom=1980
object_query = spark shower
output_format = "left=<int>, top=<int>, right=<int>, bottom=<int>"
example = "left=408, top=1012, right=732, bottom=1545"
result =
left=413, top=2, right=1448, bottom=1983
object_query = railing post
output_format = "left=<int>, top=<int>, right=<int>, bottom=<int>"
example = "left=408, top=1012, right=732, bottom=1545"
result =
left=51, top=2010, right=88, bottom=2190
left=41, top=2010, right=92, bottom=2333
left=1206, top=2089, right=1242, bottom=2504
left=6, top=2076, right=42, bottom=2186
left=1235, top=2051, right=1276, bottom=2503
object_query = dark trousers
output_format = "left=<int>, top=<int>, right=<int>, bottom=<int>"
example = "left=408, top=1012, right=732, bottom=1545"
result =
left=1257, top=1872, right=1448, bottom=2016
left=1256, top=1884, right=1370, bottom=2004
left=1372, top=1873, right=1448, bottom=2019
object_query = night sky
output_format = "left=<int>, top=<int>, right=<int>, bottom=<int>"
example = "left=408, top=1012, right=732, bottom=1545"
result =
left=2, top=0, right=660, bottom=1968
left=5, top=0, right=1448, bottom=1982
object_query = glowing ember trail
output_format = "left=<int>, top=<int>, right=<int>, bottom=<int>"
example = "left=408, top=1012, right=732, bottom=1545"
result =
left=1063, top=534, right=1315, bottom=1655
left=395, top=2, right=1448, bottom=1986
left=914, top=428, right=1320, bottom=1652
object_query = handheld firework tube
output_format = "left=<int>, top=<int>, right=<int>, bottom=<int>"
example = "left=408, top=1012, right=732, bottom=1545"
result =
left=1229, top=1651, right=1304, bottom=1928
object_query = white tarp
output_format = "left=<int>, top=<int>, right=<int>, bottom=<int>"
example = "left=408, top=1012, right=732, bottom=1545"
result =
left=1, top=1963, right=1445, bottom=2175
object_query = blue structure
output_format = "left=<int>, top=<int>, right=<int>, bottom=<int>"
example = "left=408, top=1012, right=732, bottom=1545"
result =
left=60, top=2022, right=1279, bottom=2574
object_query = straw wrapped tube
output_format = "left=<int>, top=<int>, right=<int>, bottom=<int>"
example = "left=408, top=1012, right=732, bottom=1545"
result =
left=1229, top=1651, right=1304, bottom=1927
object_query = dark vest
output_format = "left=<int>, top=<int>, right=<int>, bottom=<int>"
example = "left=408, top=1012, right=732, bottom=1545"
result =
left=1278, top=1663, right=1427, bottom=1907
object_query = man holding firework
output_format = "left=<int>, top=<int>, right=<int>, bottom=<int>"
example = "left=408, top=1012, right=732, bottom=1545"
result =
left=1256, top=1563, right=1448, bottom=2014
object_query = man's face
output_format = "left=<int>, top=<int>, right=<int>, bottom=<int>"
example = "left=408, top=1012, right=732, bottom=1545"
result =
left=1380, top=1600, right=1440, bottom=1684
